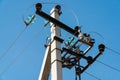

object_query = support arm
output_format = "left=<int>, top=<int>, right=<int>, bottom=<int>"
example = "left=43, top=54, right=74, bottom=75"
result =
left=35, top=3, right=79, bottom=37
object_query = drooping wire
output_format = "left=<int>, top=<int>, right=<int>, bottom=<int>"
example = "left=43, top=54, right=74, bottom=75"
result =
left=85, top=71, right=102, bottom=80
left=0, top=3, right=37, bottom=60
left=88, top=32, right=120, bottom=71
left=0, top=27, right=27, bottom=60
left=0, top=26, right=45, bottom=76
left=89, top=31, right=106, bottom=44
left=83, top=31, right=120, bottom=78
left=89, top=31, right=120, bottom=56
left=96, top=60, right=120, bottom=72
left=65, top=5, right=80, bottom=26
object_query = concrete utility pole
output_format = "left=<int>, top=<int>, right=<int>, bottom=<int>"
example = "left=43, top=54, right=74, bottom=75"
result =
left=37, top=4, right=62, bottom=80
left=35, top=3, right=105, bottom=80
left=50, top=5, right=62, bottom=80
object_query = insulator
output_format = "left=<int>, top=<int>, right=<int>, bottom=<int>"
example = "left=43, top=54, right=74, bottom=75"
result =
left=55, top=5, right=61, bottom=11
left=55, top=5, right=62, bottom=15
left=86, top=56, right=93, bottom=63
left=74, top=26, right=81, bottom=33
left=36, top=3, right=42, bottom=11
left=98, top=44, right=105, bottom=52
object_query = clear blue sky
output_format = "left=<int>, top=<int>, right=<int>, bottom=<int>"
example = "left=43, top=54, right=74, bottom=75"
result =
left=0, top=0, right=120, bottom=80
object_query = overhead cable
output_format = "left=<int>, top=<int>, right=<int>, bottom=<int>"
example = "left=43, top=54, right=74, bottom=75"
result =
left=96, top=60, right=120, bottom=72
left=0, top=27, right=27, bottom=60
left=0, top=27, right=44, bottom=75
left=105, top=46, right=120, bottom=56
left=85, top=71, right=102, bottom=80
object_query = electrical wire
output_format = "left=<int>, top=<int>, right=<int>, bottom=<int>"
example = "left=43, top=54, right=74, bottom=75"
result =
left=0, top=27, right=44, bottom=76
left=1, top=3, right=38, bottom=60
left=57, top=3, right=81, bottom=27
left=67, top=7, right=80, bottom=26
left=0, top=27, right=27, bottom=60
left=89, top=31, right=120, bottom=57
left=85, top=71, right=102, bottom=80
left=105, top=46, right=120, bottom=56
left=96, top=60, right=120, bottom=73
left=89, top=31, right=106, bottom=44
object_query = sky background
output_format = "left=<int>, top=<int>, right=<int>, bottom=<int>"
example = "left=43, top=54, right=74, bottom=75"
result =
left=0, top=0, right=120, bottom=80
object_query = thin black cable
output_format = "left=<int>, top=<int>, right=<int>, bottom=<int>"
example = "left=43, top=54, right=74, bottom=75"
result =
left=0, top=27, right=27, bottom=60
left=96, top=60, right=120, bottom=72
left=105, top=46, right=120, bottom=56
left=89, top=31, right=120, bottom=57
left=85, top=71, right=102, bottom=80
left=0, top=27, right=44, bottom=75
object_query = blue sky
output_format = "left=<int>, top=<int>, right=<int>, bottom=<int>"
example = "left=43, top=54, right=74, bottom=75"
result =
left=0, top=0, right=120, bottom=80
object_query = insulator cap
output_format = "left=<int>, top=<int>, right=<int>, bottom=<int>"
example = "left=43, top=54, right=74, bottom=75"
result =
left=55, top=5, right=61, bottom=11
left=36, top=3, right=42, bottom=11
left=55, top=5, right=62, bottom=15
left=98, top=44, right=105, bottom=52
left=87, top=56, right=93, bottom=63
left=74, top=26, right=80, bottom=31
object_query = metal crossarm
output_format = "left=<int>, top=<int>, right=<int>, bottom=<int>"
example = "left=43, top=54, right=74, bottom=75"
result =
left=35, top=3, right=79, bottom=37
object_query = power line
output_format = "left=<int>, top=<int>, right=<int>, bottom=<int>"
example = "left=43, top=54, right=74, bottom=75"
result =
left=88, top=31, right=120, bottom=56
left=0, top=27, right=27, bottom=60
left=96, top=60, right=120, bottom=73
left=85, top=71, right=102, bottom=80
left=0, top=27, right=44, bottom=75
left=105, top=46, right=120, bottom=56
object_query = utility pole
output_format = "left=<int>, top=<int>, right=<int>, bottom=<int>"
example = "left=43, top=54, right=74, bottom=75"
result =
left=35, top=3, right=105, bottom=80
left=36, top=3, right=62, bottom=80
left=50, top=5, right=62, bottom=80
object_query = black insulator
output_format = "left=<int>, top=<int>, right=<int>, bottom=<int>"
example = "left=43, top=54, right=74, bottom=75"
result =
left=55, top=5, right=61, bottom=11
left=74, top=26, right=80, bottom=31
left=44, top=44, right=47, bottom=48
left=98, top=44, right=105, bottom=52
left=87, top=56, right=93, bottom=63
left=35, top=3, right=42, bottom=11
left=74, top=26, right=81, bottom=35
left=55, top=5, right=62, bottom=15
